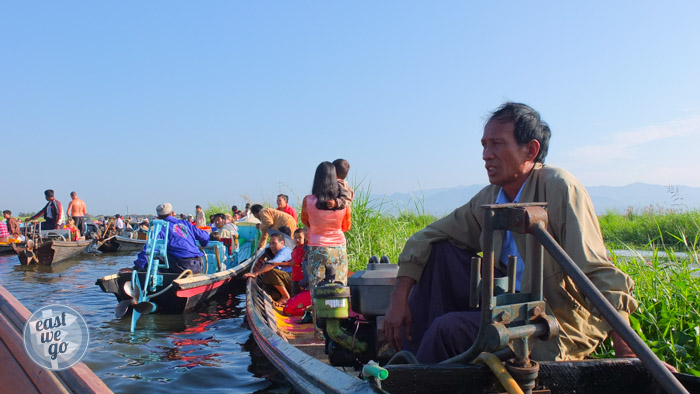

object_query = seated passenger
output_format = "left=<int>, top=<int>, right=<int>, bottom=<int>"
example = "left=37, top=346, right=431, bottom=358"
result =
left=213, top=213, right=238, bottom=254
left=243, top=233, right=293, bottom=305
left=3, top=210, right=22, bottom=242
left=291, top=228, right=308, bottom=296
left=64, top=218, right=79, bottom=241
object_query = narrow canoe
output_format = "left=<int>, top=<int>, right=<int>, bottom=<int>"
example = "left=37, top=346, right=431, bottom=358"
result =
left=245, top=278, right=700, bottom=394
left=98, top=235, right=146, bottom=253
left=97, top=255, right=256, bottom=314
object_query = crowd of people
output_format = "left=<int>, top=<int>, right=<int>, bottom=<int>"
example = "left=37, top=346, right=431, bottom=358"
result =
left=244, top=159, right=354, bottom=315
left=5, top=102, right=663, bottom=370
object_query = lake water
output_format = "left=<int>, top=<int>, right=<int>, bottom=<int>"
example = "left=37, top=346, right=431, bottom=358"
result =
left=0, top=252, right=290, bottom=393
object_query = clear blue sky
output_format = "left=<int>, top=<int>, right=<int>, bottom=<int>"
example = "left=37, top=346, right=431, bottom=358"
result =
left=2, top=2, right=699, bottom=216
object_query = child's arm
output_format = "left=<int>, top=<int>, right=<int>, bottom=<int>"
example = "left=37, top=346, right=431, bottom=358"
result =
left=342, top=206, right=352, bottom=232
left=326, top=190, right=350, bottom=209
left=301, top=196, right=310, bottom=227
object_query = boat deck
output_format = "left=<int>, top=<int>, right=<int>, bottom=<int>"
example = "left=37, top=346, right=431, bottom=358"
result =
left=0, top=285, right=112, bottom=394
left=254, top=284, right=329, bottom=358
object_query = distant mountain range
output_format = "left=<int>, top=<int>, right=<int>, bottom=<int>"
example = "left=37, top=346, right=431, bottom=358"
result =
left=373, top=183, right=700, bottom=217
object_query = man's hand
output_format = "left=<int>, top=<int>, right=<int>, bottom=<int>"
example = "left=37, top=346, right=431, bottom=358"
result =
left=610, top=330, right=677, bottom=373
left=243, top=272, right=256, bottom=279
left=383, top=276, right=416, bottom=351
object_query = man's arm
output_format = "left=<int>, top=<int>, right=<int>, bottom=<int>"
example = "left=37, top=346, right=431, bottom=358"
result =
left=55, top=200, right=63, bottom=224
left=243, top=262, right=275, bottom=279
left=28, top=203, right=48, bottom=221
left=257, top=210, right=271, bottom=250
left=66, top=201, right=74, bottom=217
left=192, top=223, right=210, bottom=247
left=548, top=178, right=638, bottom=318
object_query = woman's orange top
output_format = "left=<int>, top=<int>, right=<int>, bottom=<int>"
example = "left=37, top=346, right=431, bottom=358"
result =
left=301, top=195, right=351, bottom=247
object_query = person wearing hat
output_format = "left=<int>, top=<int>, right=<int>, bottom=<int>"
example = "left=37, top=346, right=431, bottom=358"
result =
left=131, top=203, right=210, bottom=274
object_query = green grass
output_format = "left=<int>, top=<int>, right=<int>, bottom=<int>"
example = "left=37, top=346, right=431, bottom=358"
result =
left=599, top=208, right=700, bottom=250
left=345, top=183, right=436, bottom=272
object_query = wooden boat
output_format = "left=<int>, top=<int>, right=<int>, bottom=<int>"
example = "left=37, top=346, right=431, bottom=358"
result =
left=97, top=249, right=258, bottom=314
left=0, top=241, right=23, bottom=255
left=14, top=239, right=93, bottom=265
left=246, top=204, right=700, bottom=394
left=98, top=234, right=147, bottom=253
left=0, top=285, right=112, bottom=393
left=96, top=221, right=261, bottom=330
left=246, top=276, right=700, bottom=394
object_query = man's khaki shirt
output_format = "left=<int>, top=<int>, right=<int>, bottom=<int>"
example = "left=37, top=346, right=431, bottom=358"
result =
left=258, top=208, right=298, bottom=247
left=397, top=164, right=638, bottom=361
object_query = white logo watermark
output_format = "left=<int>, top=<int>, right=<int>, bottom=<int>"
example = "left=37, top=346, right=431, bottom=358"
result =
left=23, top=305, right=90, bottom=370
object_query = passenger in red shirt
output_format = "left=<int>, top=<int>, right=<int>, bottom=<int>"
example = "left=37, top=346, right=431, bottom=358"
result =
left=290, top=228, right=307, bottom=296
left=276, top=194, right=298, bottom=221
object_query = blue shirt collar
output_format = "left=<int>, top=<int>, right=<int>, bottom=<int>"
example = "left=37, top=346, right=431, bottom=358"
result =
left=496, top=180, right=527, bottom=204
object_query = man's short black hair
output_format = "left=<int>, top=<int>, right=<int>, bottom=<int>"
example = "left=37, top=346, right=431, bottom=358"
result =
left=489, top=102, right=551, bottom=164
left=3, top=210, right=11, bottom=215
left=44, top=189, right=54, bottom=198
left=332, top=159, right=350, bottom=179
left=278, top=226, right=292, bottom=237
left=250, top=204, right=263, bottom=215
left=213, top=213, right=226, bottom=221
left=270, top=232, right=285, bottom=243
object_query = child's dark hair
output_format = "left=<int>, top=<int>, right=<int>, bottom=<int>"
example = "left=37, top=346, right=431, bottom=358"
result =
left=293, top=228, right=304, bottom=236
left=209, top=231, right=221, bottom=241
left=278, top=226, right=292, bottom=237
left=332, top=159, right=350, bottom=180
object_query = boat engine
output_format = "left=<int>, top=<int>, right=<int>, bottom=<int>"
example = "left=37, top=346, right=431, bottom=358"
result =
left=313, top=257, right=398, bottom=368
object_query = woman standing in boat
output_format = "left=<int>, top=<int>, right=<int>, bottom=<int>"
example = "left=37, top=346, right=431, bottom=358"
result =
left=301, top=161, right=352, bottom=290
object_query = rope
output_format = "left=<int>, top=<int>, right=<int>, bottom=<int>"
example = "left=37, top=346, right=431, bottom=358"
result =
left=148, top=269, right=193, bottom=299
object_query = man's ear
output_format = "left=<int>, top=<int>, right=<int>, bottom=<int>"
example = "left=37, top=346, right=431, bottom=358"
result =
left=527, top=139, right=541, bottom=161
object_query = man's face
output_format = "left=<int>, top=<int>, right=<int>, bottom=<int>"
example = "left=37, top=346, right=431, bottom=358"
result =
left=276, top=196, right=287, bottom=209
left=481, top=120, right=536, bottom=193
left=3, top=213, right=9, bottom=219
left=214, top=217, right=224, bottom=228
left=269, top=236, right=284, bottom=253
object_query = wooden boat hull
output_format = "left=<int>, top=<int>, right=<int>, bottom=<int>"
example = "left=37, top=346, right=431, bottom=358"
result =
left=0, top=242, right=23, bottom=255
left=0, top=285, right=113, bottom=393
left=15, top=240, right=92, bottom=266
left=246, top=279, right=700, bottom=394
left=96, top=255, right=255, bottom=314
left=98, top=235, right=146, bottom=253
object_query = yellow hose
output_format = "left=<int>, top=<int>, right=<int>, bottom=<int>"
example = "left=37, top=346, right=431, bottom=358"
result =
left=475, top=352, right=524, bottom=394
